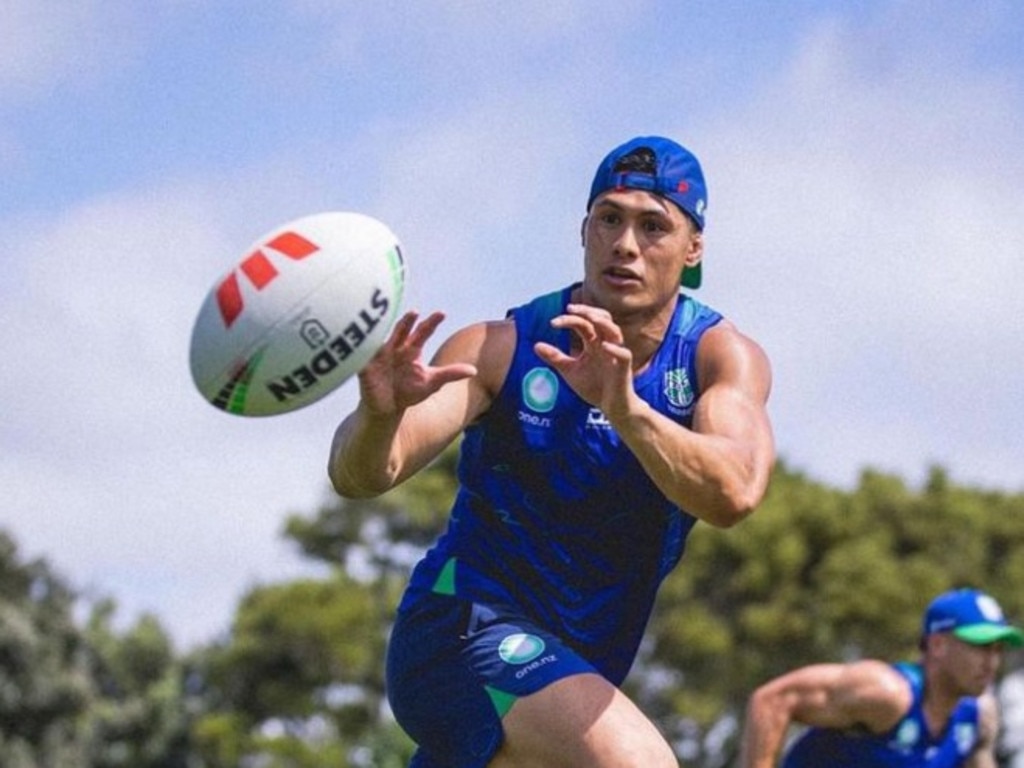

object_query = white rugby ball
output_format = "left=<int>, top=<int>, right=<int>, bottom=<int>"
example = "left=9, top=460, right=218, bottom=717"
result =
left=189, top=211, right=405, bottom=417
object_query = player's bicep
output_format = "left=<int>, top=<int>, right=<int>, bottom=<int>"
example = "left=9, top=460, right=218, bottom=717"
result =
left=769, top=662, right=908, bottom=733
left=691, top=324, right=775, bottom=499
left=778, top=665, right=866, bottom=729
left=691, top=377, right=772, bottom=449
left=695, top=323, right=770, bottom=431
left=428, top=319, right=514, bottom=425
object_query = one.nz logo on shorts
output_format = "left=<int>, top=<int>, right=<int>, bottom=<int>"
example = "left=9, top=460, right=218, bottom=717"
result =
left=498, top=633, right=546, bottom=665
left=498, top=633, right=558, bottom=681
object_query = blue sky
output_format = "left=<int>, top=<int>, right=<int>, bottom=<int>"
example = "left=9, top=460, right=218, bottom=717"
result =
left=2, top=1, right=1023, bottom=649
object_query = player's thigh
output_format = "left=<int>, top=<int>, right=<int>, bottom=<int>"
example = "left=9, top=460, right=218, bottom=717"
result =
left=489, top=672, right=679, bottom=768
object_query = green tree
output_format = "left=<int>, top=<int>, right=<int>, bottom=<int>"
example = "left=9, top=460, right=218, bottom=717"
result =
left=643, top=463, right=1024, bottom=765
left=203, top=453, right=1024, bottom=767
left=0, top=531, right=196, bottom=768
left=83, top=601, right=193, bottom=767
left=191, top=445, right=459, bottom=767
left=0, top=532, right=92, bottom=766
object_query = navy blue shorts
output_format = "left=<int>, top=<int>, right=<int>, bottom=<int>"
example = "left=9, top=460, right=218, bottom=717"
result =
left=386, top=589, right=598, bottom=767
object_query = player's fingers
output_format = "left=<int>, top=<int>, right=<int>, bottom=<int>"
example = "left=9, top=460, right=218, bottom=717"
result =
left=601, top=340, right=632, bottom=363
left=429, top=363, right=478, bottom=388
left=534, top=341, right=573, bottom=367
left=550, top=314, right=598, bottom=344
left=404, top=311, right=447, bottom=348
left=568, top=305, right=623, bottom=345
left=387, top=311, right=419, bottom=347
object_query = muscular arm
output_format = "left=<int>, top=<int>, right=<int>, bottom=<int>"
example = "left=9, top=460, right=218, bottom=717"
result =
left=739, top=661, right=912, bottom=768
left=613, top=320, right=774, bottom=527
left=485, top=290, right=770, bottom=525
left=537, top=305, right=773, bottom=527
left=328, top=312, right=511, bottom=497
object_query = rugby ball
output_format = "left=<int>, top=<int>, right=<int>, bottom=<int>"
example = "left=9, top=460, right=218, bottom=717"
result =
left=189, top=211, right=405, bottom=417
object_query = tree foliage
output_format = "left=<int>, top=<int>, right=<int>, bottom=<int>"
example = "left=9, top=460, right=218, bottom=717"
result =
left=187, top=447, right=461, bottom=766
left=3, top=453, right=1023, bottom=766
left=0, top=533, right=192, bottom=767
left=0, top=532, right=92, bottom=766
left=266, top=454, right=1024, bottom=766
left=643, top=462, right=1024, bottom=764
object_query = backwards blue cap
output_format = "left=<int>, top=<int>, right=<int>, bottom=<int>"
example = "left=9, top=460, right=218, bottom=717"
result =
left=587, top=136, right=708, bottom=288
left=922, top=588, right=1024, bottom=647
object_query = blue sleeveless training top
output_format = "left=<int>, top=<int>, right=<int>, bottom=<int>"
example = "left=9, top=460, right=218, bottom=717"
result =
left=783, top=662, right=981, bottom=767
left=404, top=284, right=724, bottom=683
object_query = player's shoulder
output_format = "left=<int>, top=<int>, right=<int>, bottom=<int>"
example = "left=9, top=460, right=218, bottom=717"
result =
left=699, top=315, right=766, bottom=354
left=436, top=317, right=515, bottom=362
left=695, top=317, right=771, bottom=390
left=848, top=658, right=911, bottom=687
left=850, top=660, right=914, bottom=707
left=433, top=318, right=516, bottom=396
left=827, top=660, right=914, bottom=733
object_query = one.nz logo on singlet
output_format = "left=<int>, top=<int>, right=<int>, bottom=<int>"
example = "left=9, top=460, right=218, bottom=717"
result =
left=954, top=723, right=976, bottom=755
left=518, top=367, right=557, bottom=436
left=522, top=368, right=558, bottom=413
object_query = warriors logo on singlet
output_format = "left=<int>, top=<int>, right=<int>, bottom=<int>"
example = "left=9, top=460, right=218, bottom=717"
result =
left=890, top=719, right=919, bottom=753
left=664, top=368, right=695, bottom=412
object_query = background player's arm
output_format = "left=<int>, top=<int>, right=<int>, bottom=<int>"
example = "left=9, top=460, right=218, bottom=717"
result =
left=739, top=660, right=911, bottom=768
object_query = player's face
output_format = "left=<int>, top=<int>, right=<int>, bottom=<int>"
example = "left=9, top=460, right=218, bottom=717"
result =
left=581, top=189, right=702, bottom=319
left=936, top=635, right=1005, bottom=696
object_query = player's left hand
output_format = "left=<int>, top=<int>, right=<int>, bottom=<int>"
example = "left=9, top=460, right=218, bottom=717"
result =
left=534, top=303, right=637, bottom=418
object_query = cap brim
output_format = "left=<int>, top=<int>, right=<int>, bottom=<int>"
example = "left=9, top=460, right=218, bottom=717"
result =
left=681, top=263, right=701, bottom=289
left=953, top=623, right=1024, bottom=648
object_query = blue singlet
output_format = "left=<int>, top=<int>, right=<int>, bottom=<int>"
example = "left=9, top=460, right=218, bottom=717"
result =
left=386, top=284, right=723, bottom=767
left=783, top=662, right=981, bottom=767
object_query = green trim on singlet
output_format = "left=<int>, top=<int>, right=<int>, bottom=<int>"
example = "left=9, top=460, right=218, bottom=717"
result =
left=485, top=685, right=518, bottom=717
left=431, top=556, right=458, bottom=596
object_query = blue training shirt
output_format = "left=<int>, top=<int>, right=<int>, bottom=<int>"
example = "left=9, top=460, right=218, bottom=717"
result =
left=404, top=284, right=724, bottom=684
left=783, top=662, right=982, bottom=767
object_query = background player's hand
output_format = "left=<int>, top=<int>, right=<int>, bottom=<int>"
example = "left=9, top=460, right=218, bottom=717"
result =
left=358, top=311, right=477, bottom=416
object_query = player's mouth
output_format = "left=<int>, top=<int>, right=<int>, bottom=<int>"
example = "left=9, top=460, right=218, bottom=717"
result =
left=603, top=266, right=642, bottom=286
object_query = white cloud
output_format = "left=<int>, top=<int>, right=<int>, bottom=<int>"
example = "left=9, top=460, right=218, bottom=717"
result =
left=0, top=1, right=144, bottom=94
left=697, top=11, right=1024, bottom=489
left=2, top=2, right=1023, bottom=653
left=0, top=175, right=344, bottom=648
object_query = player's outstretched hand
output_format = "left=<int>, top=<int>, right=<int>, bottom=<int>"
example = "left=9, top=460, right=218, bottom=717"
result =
left=358, top=311, right=477, bottom=416
left=534, top=303, right=634, bottom=417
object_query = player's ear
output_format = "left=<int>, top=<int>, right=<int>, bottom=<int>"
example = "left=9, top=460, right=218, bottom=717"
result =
left=580, top=216, right=588, bottom=247
left=684, top=229, right=703, bottom=269
left=928, top=633, right=952, bottom=658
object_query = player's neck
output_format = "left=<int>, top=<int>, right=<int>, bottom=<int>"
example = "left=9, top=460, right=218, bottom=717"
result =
left=921, top=683, right=963, bottom=738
